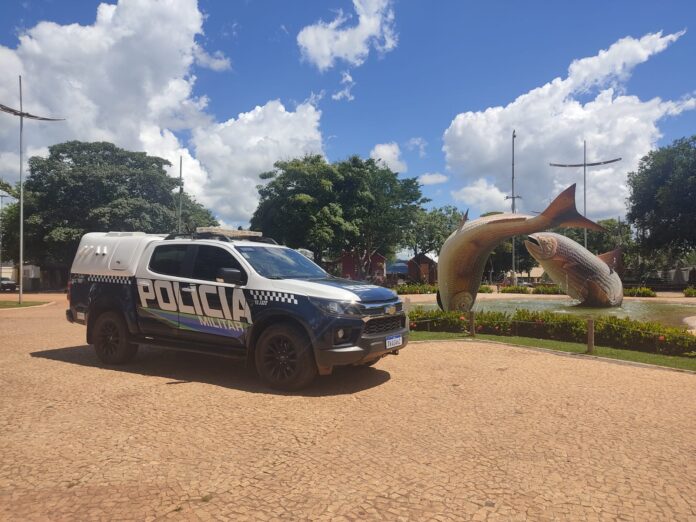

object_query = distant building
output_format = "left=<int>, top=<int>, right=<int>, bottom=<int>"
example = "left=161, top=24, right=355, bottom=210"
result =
left=408, top=253, right=438, bottom=284
left=331, top=251, right=387, bottom=281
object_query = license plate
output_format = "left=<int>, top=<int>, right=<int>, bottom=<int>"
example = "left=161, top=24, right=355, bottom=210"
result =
left=386, top=335, right=403, bottom=349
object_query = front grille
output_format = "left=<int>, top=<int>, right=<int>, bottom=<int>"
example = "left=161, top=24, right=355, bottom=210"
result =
left=359, top=301, right=403, bottom=316
left=363, top=315, right=405, bottom=335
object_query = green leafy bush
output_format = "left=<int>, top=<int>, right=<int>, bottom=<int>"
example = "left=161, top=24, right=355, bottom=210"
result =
left=395, top=283, right=438, bottom=295
left=532, top=285, right=565, bottom=295
left=478, top=285, right=494, bottom=293
left=684, top=287, right=696, bottom=297
left=624, top=287, right=657, bottom=297
left=408, top=307, right=696, bottom=356
left=500, top=285, right=530, bottom=294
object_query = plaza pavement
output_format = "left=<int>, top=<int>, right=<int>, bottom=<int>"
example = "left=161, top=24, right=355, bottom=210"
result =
left=1, top=296, right=696, bottom=520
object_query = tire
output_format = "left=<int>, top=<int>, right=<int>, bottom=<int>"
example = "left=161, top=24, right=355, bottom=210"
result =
left=255, top=323, right=317, bottom=391
left=93, top=311, right=138, bottom=365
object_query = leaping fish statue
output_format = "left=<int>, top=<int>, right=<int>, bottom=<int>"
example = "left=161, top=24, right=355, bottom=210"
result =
left=437, top=184, right=604, bottom=311
left=524, top=232, right=623, bottom=307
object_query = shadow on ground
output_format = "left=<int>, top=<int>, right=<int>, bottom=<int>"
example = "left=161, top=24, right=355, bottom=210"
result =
left=30, top=344, right=390, bottom=396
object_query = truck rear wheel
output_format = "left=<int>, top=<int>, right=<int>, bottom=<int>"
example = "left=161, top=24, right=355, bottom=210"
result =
left=255, top=323, right=317, bottom=391
left=93, top=312, right=138, bottom=364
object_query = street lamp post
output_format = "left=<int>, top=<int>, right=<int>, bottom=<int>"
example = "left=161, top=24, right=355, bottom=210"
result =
left=0, top=193, right=10, bottom=278
left=505, top=130, right=522, bottom=285
left=0, top=75, right=63, bottom=303
left=550, top=140, right=621, bottom=249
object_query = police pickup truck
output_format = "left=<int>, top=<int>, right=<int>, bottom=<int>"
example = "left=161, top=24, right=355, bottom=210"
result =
left=66, top=229, right=408, bottom=390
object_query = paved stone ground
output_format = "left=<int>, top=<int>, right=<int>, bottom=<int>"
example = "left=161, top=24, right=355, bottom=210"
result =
left=2, top=298, right=696, bottom=520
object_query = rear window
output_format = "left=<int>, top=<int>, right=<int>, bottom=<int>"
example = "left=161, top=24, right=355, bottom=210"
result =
left=149, top=245, right=188, bottom=276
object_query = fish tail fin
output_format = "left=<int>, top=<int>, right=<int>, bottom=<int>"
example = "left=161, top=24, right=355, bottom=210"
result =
left=541, top=184, right=605, bottom=231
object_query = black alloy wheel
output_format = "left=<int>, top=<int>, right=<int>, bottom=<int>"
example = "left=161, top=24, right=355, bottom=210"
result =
left=255, top=323, right=317, bottom=391
left=93, top=312, right=138, bottom=365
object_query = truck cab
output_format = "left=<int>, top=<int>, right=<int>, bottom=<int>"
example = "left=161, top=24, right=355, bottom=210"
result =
left=67, top=229, right=408, bottom=390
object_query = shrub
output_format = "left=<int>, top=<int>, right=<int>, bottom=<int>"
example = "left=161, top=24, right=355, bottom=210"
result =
left=478, top=285, right=494, bottom=293
left=532, top=285, right=565, bottom=295
left=395, top=283, right=438, bottom=295
left=500, top=285, right=530, bottom=294
left=408, top=307, right=696, bottom=356
left=624, top=287, right=657, bottom=297
left=684, top=287, right=696, bottom=297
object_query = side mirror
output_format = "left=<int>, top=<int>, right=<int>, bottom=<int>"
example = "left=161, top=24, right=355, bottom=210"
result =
left=217, top=267, right=245, bottom=285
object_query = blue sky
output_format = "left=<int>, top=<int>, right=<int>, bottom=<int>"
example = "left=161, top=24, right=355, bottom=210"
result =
left=1, top=0, right=694, bottom=225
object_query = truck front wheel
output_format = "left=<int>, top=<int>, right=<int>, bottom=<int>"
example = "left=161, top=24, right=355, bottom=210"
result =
left=93, top=311, right=138, bottom=364
left=255, top=323, right=317, bottom=391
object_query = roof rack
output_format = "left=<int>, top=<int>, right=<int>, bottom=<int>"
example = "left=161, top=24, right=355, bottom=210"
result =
left=164, top=227, right=277, bottom=244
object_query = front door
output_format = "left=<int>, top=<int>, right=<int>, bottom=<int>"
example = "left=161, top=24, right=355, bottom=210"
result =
left=176, top=245, right=252, bottom=351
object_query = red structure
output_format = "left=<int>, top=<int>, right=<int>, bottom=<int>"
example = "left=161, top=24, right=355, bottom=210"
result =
left=337, top=252, right=387, bottom=282
left=408, top=253, right=438, bottom=284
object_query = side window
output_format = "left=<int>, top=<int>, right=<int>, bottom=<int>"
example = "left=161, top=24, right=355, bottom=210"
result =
left=192, top=245, right=247, bottom=284
left=149, top=245, right=189, bottom=276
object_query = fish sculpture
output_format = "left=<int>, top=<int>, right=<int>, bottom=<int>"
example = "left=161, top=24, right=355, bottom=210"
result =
left=437, top=184, right=604, bottom=311
left=524, top=232, right=623, bottom=307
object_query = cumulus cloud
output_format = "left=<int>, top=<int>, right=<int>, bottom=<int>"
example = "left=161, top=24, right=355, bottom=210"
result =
left=0, top=0, right=323, bottom=225
left=192, top=100, right=323, bottom=222
left=418, top=172, right=448, bottom=185
left=451, top=178, right=508, bottom=213
left=370, top=142, right=406, bottom=172
left=332, top=70, right=356, bottom=101
left=297, top=0, right=397, bottom=71
left=406, top=136, right=427, bottom=158
left=443, top=31, right=695, bottom=219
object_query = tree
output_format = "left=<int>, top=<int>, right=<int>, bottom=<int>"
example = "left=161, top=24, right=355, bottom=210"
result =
left=335, top=156, right=427, bottom=275
left=0, top=141, right=217, bottom=274
left=251, top=155, right=356, bottom=263
left=251, top=155, right=427, bottom=275
left=401, top=206, right=461, bottom=258
left=627, top=135, right=696, bottom=256
left=553, top=218, right=633, bottom=255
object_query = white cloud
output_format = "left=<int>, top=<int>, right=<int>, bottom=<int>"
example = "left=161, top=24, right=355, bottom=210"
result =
left=192, top=100, right=324, bottom=222
left=418, top=172, right=448, bottom=185
left=451, top=178, right=508, bottom=213
left=332, top=70, right=356, bottom=101
left=406, top=136, right=427, bottom=158
left=443, top=31, right=695, bottom=219
left=370, top=142, right=406, bottom=172
left=297, top=0, right=397, bottom=71
left=0, top=0, right=323, bottom=226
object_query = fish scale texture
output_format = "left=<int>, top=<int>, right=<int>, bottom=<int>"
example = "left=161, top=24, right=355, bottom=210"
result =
left=2, top=295, right=696, bottom=520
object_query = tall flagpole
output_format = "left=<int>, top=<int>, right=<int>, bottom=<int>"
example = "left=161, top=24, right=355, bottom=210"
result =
left=19, top=76, right=24, bottom=304
left=0, top=76, right=64, bottom=304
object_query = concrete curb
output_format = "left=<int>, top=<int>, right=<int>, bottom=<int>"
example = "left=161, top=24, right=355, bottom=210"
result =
left=0, top=300, right=55, bottom=312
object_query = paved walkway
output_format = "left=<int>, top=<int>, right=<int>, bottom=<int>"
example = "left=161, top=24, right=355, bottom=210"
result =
left=1, top=299, right=696, bottom=520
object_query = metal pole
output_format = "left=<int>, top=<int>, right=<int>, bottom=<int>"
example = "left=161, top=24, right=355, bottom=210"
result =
left=177, top=155, right=183, bottom=233
left=511, top=130, right=516, bottom=285
left=583, top=140, right=587, bottom=249
left=586, top=318, right=595, bottom=354
left=0, top=194, right=5, bottom=276
left=19, top=76, right=24, bottom=304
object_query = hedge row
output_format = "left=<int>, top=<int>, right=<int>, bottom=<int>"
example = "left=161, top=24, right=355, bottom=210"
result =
left=394, top=283, right=438, bottom=294
left=500, top=285, right=530, bottom=294
left=532, top=285, right=565, bottom=295
left=408, top=307, right=696, bottom=356
left=685, top=287, right=696, bottom=297
left=624, top=287, right=657, bottom=297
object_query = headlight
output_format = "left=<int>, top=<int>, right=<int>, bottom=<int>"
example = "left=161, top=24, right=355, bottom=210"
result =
left=309, top=297, right=361, bottom=316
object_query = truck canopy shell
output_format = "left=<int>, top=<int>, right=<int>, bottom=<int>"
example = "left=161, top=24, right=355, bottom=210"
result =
left=70, top=232, right=165, bottom=277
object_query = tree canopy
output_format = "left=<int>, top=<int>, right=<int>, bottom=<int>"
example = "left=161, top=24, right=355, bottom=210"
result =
left=0, top=141, right=217, bottom=270
left=401, top=206, right=461, bottom=258
left=251, top=155, right=426, bottom=271
left=627, top=135, right=696, bottom=256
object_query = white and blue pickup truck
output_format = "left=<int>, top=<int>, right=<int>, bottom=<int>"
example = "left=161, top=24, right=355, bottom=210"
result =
left=66, top=229, right=408, bottom=390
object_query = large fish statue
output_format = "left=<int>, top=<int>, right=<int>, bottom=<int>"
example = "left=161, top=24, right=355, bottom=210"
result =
left=437, top=184, right=604, bottom=311
left=524, top=232, right=623, bottom=307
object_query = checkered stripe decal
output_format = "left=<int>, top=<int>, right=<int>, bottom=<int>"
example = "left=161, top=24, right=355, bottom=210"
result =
left=71, top=273, right=133, bottom=284
left=250, top=290, right=298, bottom=305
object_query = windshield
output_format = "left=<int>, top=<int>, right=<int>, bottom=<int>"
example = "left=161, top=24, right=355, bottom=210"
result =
left=235, top=246, right=327, bottom=279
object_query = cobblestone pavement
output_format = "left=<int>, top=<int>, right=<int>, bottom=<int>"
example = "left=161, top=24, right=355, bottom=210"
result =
left=2, top=298, right=696, bottom=521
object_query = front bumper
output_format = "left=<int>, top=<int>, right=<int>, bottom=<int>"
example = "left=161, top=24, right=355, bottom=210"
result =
left=315, top=325, right=409, bottom=368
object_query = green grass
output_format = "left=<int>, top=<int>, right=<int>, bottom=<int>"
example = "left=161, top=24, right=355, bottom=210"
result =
left=0, top=300, right=47, bottom=309
left=409, top=330, right=696, bottom=372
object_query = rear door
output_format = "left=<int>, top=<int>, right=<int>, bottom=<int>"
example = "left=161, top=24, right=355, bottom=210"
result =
left=176, top=244, right=251, bottom=351
left=135, top=243, right=194, bottom=339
